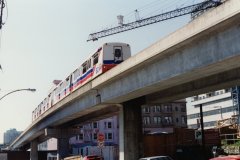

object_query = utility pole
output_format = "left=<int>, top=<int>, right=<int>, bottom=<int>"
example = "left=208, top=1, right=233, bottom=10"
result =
left=199, top=104, right=206, bottom=160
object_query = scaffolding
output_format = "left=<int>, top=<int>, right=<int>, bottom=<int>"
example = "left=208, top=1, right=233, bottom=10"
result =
left=232, top=86, right=240, bottom=116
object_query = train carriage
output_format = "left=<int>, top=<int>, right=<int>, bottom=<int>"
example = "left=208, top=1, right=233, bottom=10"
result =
left=72, top=42, right=131, bottom=91
left=32, top=42, right=131, bottom=122
left=93, top=42, right=130, bottom=78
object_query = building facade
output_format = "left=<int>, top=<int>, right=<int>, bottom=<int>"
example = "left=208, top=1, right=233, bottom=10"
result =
left=3, top=129, right=22, bottom=145
left=142, top=101, right=187, bottom=134
left=69, top=116, right=119, bottom=160
left=187, top=88, right=236, bottom=129
left=39, top=101, right=187, bottom=159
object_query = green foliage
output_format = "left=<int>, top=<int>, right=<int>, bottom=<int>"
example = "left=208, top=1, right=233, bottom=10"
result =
left=222, top=140, right=240, bottom=147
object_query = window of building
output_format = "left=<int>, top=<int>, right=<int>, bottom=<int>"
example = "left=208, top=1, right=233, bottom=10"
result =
left=225, top=88, right=231, bottom=93
left=176, top=117, right=179, bottom=123
left=193, top=96, right=198, bottom=101
left=93, top=133, right=97, bottom=140
left=76, top=134, right=83, bottom=140
left=143, top=116, right=151, bottom=125
left=105, top=133, right=113, bottom=140
left=79, top=134, right=83, bottom=140
left=153, top=116, right=161, bottom=124
left=152, top=105, right=161, bottom=112
left=156, top=105, right=161, bottom=112
left=143, top=107, right=150, bottom=113
left=181, top=107, right=186, bottom=112
left=108, top=122, right=112, bottom=128
left=175, top=107, right=178, bottom=111
left=181, top=116, right=187, bottom=124
left=162, top=104, right=172, bottom=112
left=93, top=122, right=98, bottom=128
left=163, top=116, right=172, bottom=124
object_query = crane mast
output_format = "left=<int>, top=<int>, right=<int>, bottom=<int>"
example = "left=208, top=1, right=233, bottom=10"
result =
left=87, top=0, right=222, bottom=42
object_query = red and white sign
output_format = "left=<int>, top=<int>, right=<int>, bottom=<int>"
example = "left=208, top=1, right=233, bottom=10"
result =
left=97, top=133, right=105, bottom=142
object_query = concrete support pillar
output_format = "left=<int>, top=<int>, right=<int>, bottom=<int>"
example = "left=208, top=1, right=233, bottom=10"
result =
left=57, top=137, right=69, bottom=159
left=119, top=107, right=124, bottom=160
left=45, top=128, right=80, bottom=159
left=120, top=97, right=145, bottom=160
left=30, top=140, right=38, bottom=160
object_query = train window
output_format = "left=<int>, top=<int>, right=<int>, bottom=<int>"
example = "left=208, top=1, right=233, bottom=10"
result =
left=114, top=48, right=122, bottom=58
left=73, top=69, right=80, bottom=80
left=59, top=83, right=63, bottom=91
left=88, top=59, right=92, bottom=69
left=92, top=53, right=99, bottom=65
left=97, top=47, right=102, bottom=52
left=82, top=62, right=87, bottom=74
left=66, top=77, right=70, bottom=85
left=62, top=81, right=66, bottom=90
left=55, top=86, right=60, bottom=96
left=113, top=46, right=123, bottom=61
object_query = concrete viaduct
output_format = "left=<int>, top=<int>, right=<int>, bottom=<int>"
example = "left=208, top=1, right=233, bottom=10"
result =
left=10, top=0, right=240, bottom=159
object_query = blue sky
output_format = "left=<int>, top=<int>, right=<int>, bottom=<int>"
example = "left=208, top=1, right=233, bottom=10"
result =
left=0, top=0, right=200, bottom=143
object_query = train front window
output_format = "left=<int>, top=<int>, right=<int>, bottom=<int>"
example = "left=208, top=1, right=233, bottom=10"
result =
left=113, top=46, right=123, bottom=62
left=114, top=48, right=122, bottom=58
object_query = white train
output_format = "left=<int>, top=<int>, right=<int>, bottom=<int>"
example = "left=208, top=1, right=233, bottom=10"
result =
left=32, top=42, right=131, bottom=121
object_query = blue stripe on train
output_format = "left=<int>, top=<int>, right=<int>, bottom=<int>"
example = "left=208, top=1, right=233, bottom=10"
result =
left=80, top=68, right=93, bottom=80
left=103, top=60, right=123, bottom=64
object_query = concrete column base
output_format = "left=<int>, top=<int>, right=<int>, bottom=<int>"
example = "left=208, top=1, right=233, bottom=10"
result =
left=120, top=97, right=145, bottom=160
left=30, top=140, right=38, bottom=160
left=57, top=138, right=69, bottom=159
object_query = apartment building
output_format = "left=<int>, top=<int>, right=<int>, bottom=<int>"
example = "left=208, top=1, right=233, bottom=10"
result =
left=38, top=101, right=188, bottom=159
left=187, top=88, right=236, bottom=129
left=3, top=129, right=22, bottom=145
left=142, top=101, right=187, bottom=134
left=69, top=116, right=119, bottom=160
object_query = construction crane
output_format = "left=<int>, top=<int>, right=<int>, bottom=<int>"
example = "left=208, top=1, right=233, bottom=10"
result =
left=87, top=0, right=222, bottom=42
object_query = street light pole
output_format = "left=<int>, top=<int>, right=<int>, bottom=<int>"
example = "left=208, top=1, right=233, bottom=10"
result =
left=0, top=88, right=36, bottom=101
left=199, top=104, right=206, bottom=160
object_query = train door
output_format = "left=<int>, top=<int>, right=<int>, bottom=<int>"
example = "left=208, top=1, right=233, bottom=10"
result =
left=92, top=51, right=103, bottom=78
left=65, top=76, right=71, bottom=96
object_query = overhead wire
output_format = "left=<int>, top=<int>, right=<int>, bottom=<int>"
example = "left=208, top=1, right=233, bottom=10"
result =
left=142, top=0, right=192, bottom=19
left=102, top=0, right=178, bottom=29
